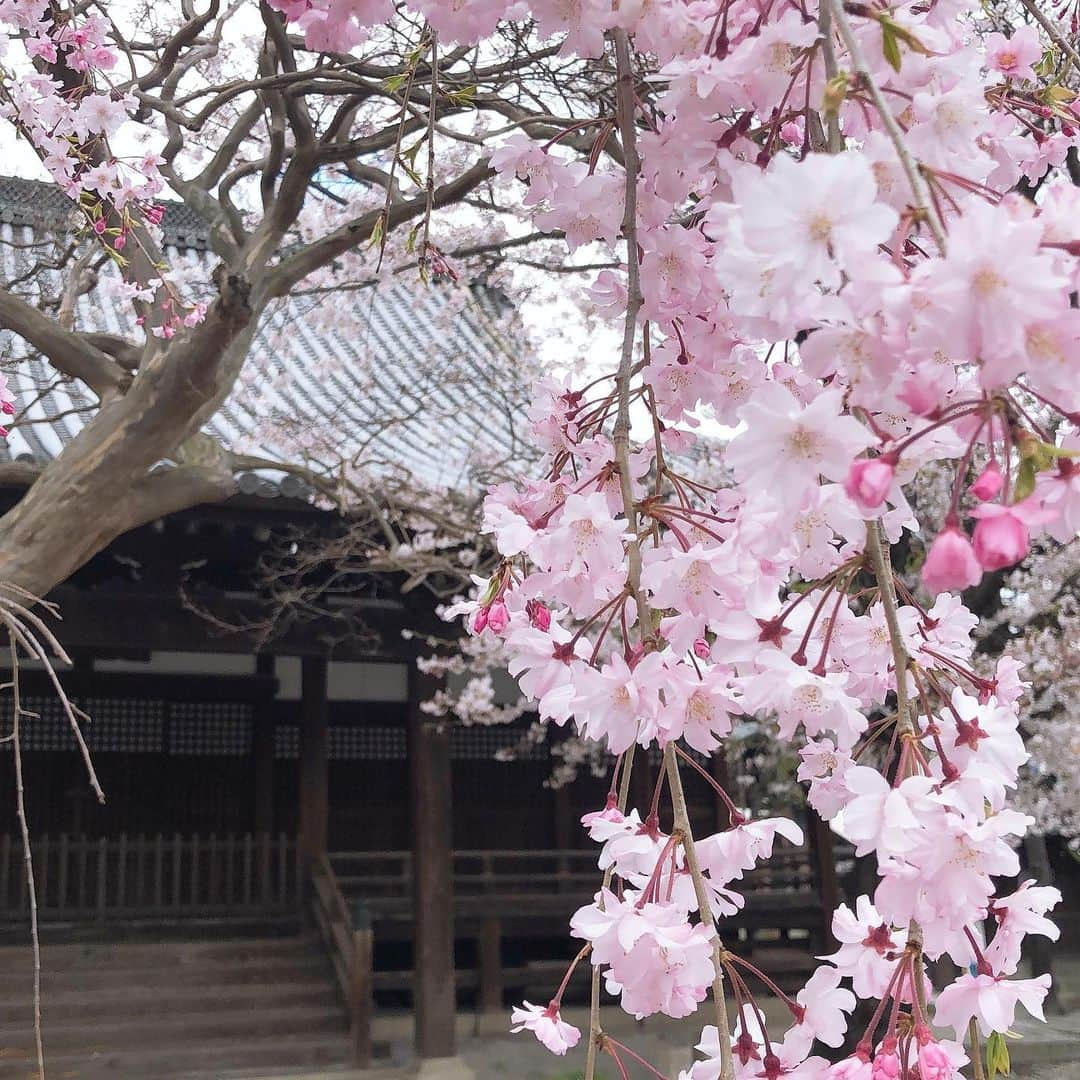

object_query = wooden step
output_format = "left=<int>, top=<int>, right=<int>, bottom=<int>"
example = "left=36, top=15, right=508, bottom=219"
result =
left=0, top=979, right=339, bottom=1024
left=0, top=1032, right=355, bottom=1080
left=0, top=933, right=352, bottom=1077
left=0, top=1003, right=346, bottom=1054
left=0, top=935, right=321, bottom=973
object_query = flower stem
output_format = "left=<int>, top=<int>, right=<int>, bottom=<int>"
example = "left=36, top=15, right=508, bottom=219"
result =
left=665, top=742, right=735, bottom=1080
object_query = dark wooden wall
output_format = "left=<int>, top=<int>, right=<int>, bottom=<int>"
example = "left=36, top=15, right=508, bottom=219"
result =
left=0, top=672, right=720, bottom=849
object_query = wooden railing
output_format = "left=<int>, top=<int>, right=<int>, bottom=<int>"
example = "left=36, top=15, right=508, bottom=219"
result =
left=310, top=853, right=373, bottom=1066
left=0, top=833, right=301, bottom=923
left=330, top=844, right=829, bottom=909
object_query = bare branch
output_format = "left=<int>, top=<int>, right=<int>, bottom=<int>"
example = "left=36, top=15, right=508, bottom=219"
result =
left=0, top=286, right=128, bottom=397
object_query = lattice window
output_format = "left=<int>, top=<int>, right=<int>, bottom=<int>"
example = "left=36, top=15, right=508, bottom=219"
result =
left=168, top=702, right=252, bottom=756
left=82, top=698, right=165, bottom=753
left=275, top=724, right=299, bottom=759
left=0, top=696, right=77, bottom=752
left=351, top=726, right=405, bottom=760
left=450, top=726, right=546, bottom=761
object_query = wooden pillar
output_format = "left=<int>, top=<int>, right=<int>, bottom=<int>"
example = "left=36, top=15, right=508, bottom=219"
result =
left=553, top=784, right=574, bottom=850
left=253, top=655, right=277, bottom=837
left=408, top=661, right=457, bottom=1059
left=711, top=751, right=732, bottom=831
left=1023, top=832, right=1063, bottom=1014
left=298, top=657, right=329, bottom=867
left=350, top=919, right=374, bottom=1066
left=807, top=804, right=840, bottom=951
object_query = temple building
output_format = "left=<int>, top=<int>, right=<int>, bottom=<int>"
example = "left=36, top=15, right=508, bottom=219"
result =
left=0, top=176, right=844, bottom=1076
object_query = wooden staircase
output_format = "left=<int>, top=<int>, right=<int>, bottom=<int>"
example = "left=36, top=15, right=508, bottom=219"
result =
left=0, top=935, right=353, bottom=1078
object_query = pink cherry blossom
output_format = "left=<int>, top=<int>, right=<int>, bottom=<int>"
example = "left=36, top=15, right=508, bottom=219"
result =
left=933, top=972, right=1052, bottom=1037
left=509, top=1000, right=581, bottom=1055
left=985, top=27, right=1043, bottom=82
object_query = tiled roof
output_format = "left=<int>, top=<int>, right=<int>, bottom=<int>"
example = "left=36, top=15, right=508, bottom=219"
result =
left=0, top=177, right=531, bottom=497
left=0, top=175, right=212, bottom=250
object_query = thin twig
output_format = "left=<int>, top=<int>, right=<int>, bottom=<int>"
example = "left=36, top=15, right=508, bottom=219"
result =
left=420, top=27, right=437, bottom=270
left=829, top=0, right=947, bottom=252
left=864, top=521, right=925, bottom=962
left=586, top=31, right=653, bottom=1080
left=583, top=747, right=635, bottom=1080
left=665, top=743, right=735, bottom=1080
left=817, top=0, right=845, bottom=152
left=1017, top=0, right=1080, bottom=70
left=10, top=639, right=45, bottom=1080
left=609, top=28, right=649, bottom=625
left=968, top=1017, right=987, bottom=1080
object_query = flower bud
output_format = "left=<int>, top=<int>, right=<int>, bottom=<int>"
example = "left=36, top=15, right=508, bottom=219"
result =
left=526, top=599, right=551, bottom=631
left=485, top=599, right=510, bottom=634
left=917, top=1039, right=954, bottom=1080
left=970, top=461, right=1003, bottom=501
left=972, top=510, right=1029, bottom=571
left=870, top=1050, right=900, bottom=1080
left=844, top=456, right=896, bottom=511
left=693, top=638, right=711, bottom=659
left=921, top=525, right=982, bottom=594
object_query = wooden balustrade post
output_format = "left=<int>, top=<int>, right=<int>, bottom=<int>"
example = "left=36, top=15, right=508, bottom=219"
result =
left=477, top=916, right=502, bottom=1018
left=349, top=917, right=374, bottom=1067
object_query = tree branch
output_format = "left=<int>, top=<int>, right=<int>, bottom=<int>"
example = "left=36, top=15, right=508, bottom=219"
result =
left=262, top=160, right=494, bottom=298
left=0, top=287, right=128, bottom=397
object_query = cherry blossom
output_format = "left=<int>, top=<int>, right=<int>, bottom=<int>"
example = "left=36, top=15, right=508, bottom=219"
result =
left=510, top=1000, right=581, bottom=1055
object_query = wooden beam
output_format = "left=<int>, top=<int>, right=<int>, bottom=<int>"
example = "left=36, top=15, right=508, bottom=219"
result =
left=408, top=660, right=457, bottom=1059
left=43, top=584, right=409, bottom=661
left=298, top=658, right=329, bottom=866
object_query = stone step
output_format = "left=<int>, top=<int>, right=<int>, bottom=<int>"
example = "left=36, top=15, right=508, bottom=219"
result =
left=0, top=1004, right=346, bottom=1055
left=0, top=1032, right=355, bottom=1080
left=0, top=979, right=339, bottom=1024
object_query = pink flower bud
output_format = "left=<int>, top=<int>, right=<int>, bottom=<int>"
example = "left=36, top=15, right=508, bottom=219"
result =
left=526, top=599, right=551, bottom=631
left=471, top=607, right=488, bottom=634
left=917, top=1039, right=953, bottom=1080
left=870, top=1051, right=900, bottom=1080
left=1, top=402, right=14, bottom=416
left=693, top=638, right=711, bottom=660
left=970, top=461, right=1003, bottom=501
left=972, top=509, right=1029, bottom=571
left=844, top=456, right=896, bottom=511
left=780, top=121, right=801, bottom=145
left=93, top=218, right=107, bottom=235
left=486, top=599, right=509, bottom=634
left=921, top=525, right=982, bottom=594
left=113, top=232, right=126, bottom=251
left=897, top=374, right=942, bottom=417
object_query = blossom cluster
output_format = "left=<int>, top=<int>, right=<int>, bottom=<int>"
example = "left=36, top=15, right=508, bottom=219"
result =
left=0, top=0, right=204, bottom=337
left=267, top=0, right=1079, bottom=1076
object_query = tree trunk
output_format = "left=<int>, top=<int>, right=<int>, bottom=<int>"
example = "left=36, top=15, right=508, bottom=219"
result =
left=0, top=283, right=256, bottom=599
